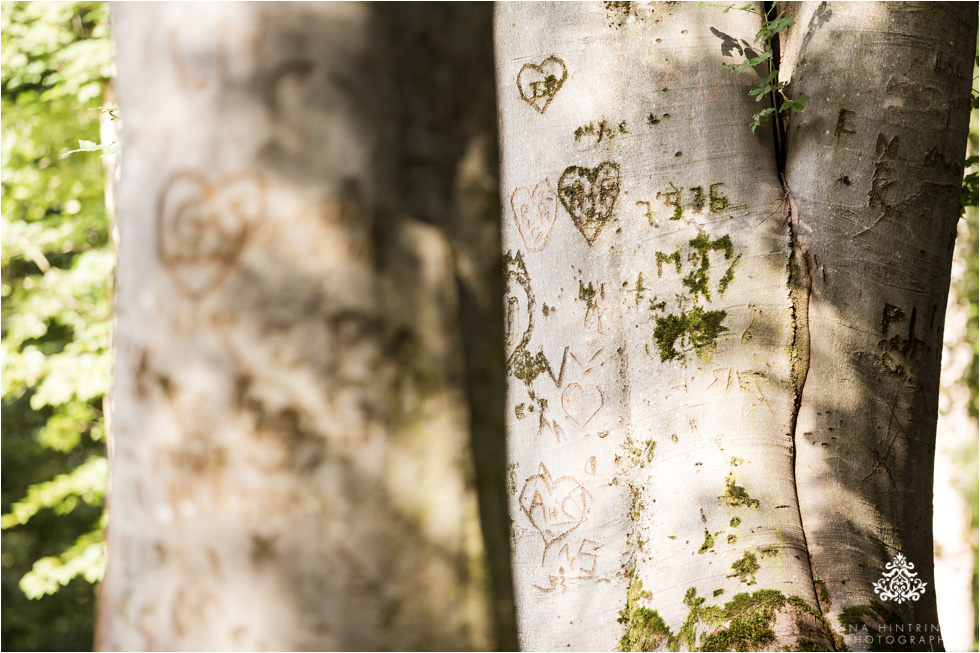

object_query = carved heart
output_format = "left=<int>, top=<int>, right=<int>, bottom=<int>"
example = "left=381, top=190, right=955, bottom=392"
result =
left=510, top=179, right=558, bottom=252
left=558, top=162, right=620, bottom=246
left=519, top=464, right=592, bottom=549
left=157, top=170, right=265, bottom=298
left=562, top=382, right=603, bottom=427
left=517, top=56, right=568, bottom=114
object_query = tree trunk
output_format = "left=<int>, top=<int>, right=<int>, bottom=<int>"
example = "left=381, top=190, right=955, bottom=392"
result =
left=780, top=3, right=976, bottom=650
left=99, top=4, right=503, bottom=649
left=495, top=2, right=975, bottom=651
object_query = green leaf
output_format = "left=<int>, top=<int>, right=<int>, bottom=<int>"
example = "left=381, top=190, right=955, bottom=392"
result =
left=750, top=108, right=776, bottom=133
left=779, top=94, right=809, bottom=114
left=1, top=456, right=107, bottom=529
left=19, top=526, right=106, bottom=599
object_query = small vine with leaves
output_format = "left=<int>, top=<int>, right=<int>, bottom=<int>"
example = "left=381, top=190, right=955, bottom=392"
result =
left=699, top=2, right=808, bottom=134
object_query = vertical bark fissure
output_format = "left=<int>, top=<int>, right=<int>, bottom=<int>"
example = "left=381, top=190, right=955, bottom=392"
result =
left=786, top=194, right=824, bottom=625
left=774, top=5, right=824, bottom=627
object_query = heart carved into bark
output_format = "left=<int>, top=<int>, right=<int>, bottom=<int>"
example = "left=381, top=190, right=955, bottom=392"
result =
left=157, top=170, right=265, bottom=299
left=561, top=382, right=603, bottom=427
left=517, top=56, right=568, bottom=114
left=558, top=162, right=620, bottom=245
left=510, top=178, right=558, bottom=252
left=519, top=464, right=592, bottom=558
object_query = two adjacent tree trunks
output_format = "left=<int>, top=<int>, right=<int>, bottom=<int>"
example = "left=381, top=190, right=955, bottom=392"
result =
left=496, top=2, right=975, bottom=650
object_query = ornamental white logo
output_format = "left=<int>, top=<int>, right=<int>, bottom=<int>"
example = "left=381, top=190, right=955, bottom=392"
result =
left=873, top=554, right=927, bottom=603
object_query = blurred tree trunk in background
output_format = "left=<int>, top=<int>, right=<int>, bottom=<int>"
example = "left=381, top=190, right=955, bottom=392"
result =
left=496, top=2, right=976, bottom=651
left=100, top=3, right=512, bottom=650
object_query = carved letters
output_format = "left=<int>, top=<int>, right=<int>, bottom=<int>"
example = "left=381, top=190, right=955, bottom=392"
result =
left=157, top=169, right=265, bottom=299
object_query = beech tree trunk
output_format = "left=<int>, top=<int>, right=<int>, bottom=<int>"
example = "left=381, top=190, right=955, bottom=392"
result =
left=100, top=4, right=509, bottom=650
left=495, top=2, right=975, bottom=651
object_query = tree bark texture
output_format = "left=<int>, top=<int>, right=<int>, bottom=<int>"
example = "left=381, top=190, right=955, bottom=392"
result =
left=496, top=2, right=975, bottom=651
left=781, top=2, right=977, bottom=649
left=100, top=4, right=503, bottom=650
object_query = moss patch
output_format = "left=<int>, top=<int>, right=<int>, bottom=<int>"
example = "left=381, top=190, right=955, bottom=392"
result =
left=619, top=583, right=833, bottom=652
left=814, top=579, right=830, bottom=610
left=730, top=552, right=760, bottom=585
left=718, top=255, right=740, bottom=294
left=697, top=589, right=785, bottom=651
left=683, top=230, right=736, bottom=301
left=709, top=182, right=729, bottom=212
left=698, top=529, right=715, bottom=554
left=579, top=280, right=597, bottom=306
left=507, top=347, right=553, bottom=386
left=723, top=474, right=760, bottom=508
left=690, top=186, right=706, bottom=212
left=730, top=516, right=742, bottom=528
left=655, top=249, right=682, bottom=277
left=618, top=578, right=671, bottom=652
left=653, top=306, right=728, bottom=362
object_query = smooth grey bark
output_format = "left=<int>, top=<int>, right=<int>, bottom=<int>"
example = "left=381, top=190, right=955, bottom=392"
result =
left=496, top=2, right=975, bottom=651
left=782, top=2, right=978, bottom=649
left=496, top=3, right=828, bottom=650
left=100, top=4, right=504, bottom=650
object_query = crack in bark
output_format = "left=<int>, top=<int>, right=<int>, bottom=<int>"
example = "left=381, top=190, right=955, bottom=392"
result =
left=785, top=194, right=829, bottom=640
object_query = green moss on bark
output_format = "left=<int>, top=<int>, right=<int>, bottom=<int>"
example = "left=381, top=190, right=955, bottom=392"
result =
left=618, top=584, right=833, bottom=652
left=655, top=249, right=682, bottom=277
left=723, top=474, right=760, bottom=508
left=653, top=306, right=728, bottom=362
left=698, top=529, right=715, bottom=554
left=730, top=552, right=760, bottom=585
left=618, top=578, right=671, bottom=652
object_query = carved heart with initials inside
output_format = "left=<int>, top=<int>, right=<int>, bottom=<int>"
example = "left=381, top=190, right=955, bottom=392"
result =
left=562, top=382, right=603, bottom=427
left=510, top=179, right=558, bottom=252
left=558, top=162, right=620, bottom=246
left=157, top=170, right=265, bottom=299
left=517, top=56, right=568, bottom=114
left=519, top=464, right=592, bottom=548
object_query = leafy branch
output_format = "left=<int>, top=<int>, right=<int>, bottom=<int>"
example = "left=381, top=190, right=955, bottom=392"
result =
left=61, top=107, right=121, bottom=158
left=699, top=2, right=808, bottom=133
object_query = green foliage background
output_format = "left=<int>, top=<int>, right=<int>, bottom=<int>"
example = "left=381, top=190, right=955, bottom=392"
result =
left=2, top=2, right=113, bottom=649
